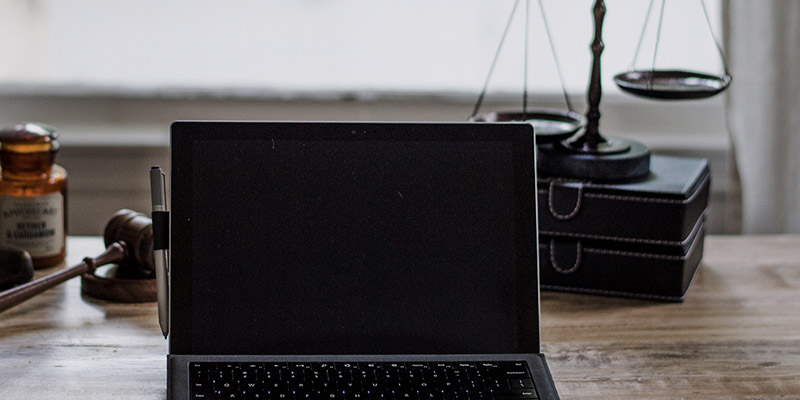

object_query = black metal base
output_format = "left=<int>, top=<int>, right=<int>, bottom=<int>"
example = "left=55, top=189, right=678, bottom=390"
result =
left=538, top=136, right=651, bottom=181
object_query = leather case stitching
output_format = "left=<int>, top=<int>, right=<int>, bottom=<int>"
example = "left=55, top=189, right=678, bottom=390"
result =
left=547, top=178, right=583, bottom=220
left=538, top=173, right=710, bottom=205
left=549, top=239, right=582, bottom=274
left=539, top=214, right=705, bottom=246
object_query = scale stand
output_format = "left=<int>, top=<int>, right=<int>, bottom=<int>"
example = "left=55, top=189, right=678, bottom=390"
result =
left=538, top=0, right=650, bottom=181
left=472, top=0, right=727, bottom=180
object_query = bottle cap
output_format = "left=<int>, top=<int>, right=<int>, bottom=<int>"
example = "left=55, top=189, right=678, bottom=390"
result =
left=0, top=122, right=60, bottom=153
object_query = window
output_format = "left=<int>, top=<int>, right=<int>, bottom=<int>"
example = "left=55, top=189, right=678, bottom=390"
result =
left=0, top=0, right=732, bottom=236
left=1, top=0, right=723, bottom=97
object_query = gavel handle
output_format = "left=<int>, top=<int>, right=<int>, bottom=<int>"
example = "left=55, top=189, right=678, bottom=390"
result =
left=0, top=242, right=128, bottom=314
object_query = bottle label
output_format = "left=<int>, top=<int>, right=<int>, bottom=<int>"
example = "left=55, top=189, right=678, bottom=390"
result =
left=0, top=193, right=65, bottom=258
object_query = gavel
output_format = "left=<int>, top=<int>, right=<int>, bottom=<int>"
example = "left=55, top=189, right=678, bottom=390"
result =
left=0, top=209, right=157, bottom=314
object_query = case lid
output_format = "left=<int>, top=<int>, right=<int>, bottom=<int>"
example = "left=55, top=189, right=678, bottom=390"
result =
left=538, top=155, right=710, bottom=244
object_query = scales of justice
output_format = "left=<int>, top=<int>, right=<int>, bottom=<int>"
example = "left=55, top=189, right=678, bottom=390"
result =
left=473, top=0, right=731, bottom=181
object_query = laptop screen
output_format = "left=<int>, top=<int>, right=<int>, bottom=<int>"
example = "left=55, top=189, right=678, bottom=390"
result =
left=169, top=122, right=540, bottom=355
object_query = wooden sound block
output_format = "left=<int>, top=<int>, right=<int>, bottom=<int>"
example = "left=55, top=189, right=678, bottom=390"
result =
left=80, top=264, right=157, bottom=303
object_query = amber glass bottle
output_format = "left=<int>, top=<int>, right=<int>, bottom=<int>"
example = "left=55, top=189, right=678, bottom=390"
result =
left=0, top=123, right=67, bottom=269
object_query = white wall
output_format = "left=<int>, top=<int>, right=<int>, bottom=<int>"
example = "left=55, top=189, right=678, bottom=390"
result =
left=1, top=0, right=723, bottom=94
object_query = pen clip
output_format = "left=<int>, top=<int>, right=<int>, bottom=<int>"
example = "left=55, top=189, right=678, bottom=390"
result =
left=159, top=169, right=168, bottom=208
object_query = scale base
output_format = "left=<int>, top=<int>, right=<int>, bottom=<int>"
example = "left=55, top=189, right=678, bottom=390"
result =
left=539, top=136, right=651, bottom=181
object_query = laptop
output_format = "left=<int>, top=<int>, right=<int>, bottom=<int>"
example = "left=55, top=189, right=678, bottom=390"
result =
left=167, top=121, right=559, bottom=400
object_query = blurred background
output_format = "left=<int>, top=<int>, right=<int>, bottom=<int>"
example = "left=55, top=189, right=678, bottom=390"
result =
left=1, top=0, right=784, bottom=236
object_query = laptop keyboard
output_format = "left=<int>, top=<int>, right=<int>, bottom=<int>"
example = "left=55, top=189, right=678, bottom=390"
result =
left=189, top=361, right=538, bottom=399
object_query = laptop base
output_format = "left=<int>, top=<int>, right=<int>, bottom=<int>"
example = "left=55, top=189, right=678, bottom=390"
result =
left=168, top=353, right=558, bottom=400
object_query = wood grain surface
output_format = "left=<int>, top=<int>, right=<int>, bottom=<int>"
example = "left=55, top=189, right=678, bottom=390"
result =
left=0, top=236, right=798, bottom=400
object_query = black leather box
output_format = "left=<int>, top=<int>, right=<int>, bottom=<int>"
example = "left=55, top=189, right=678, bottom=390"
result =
left=537, top=155, right=710, bottom=301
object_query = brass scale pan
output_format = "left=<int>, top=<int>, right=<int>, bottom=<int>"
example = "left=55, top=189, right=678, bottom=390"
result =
left=614, top=0, right=730, bottom=101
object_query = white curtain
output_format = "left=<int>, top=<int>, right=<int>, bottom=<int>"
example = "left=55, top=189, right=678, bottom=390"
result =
left=726, top=0, right=800, bottom=233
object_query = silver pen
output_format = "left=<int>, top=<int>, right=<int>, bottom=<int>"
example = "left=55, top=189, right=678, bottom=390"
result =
left=150, top=165, right=170, bottom=339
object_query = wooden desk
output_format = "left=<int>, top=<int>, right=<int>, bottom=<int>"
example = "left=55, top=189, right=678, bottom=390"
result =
left=1, top=236, right=798, bottom=399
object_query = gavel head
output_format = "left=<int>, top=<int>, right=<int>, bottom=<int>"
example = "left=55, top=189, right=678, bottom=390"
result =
left=80, top=209, right=158, bottom=303
left=102, top=209, right=156, bottom=278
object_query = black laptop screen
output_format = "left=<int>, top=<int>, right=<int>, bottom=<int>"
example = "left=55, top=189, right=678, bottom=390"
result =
left=169, top=122, right=539, bottom=355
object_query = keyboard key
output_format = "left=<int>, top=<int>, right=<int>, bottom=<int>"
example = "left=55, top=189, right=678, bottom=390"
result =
left=494, top=389, right=538, bottom=399
left=192, top=381, right=213, bottom=393
left=265, top=379, right=288, bottom=392
left=417, top=389, right=443, bottom=399
left=345, top=391, right=369, bottom=399
left=370, top=391, right=395, bottom=400
left=217, top=379, right=239, bottom=397
left=313, top=362, right=337, bottom=374
left=397, top=391, right=418, bottom=400
left=318, top=390, right=344, bottom=399
left=340, top=381, right=363, bottom=391
left=482, top=378, right=506, bottom=391
left=465, top=390, right=490, bottom=400
left=498, top=362, right=530, bottom=377
left=241, top=378, right=261, bottom=389
left=441, top=389, right=468, bottom=400
left=508, top=378, right=534, bottom=390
